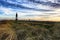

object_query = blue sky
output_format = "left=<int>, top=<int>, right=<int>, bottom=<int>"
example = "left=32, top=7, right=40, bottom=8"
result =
left=0, top=0, right=60, bottom=21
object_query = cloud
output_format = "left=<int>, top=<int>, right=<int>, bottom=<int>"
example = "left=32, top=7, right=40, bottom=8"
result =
left=0, top=0, right=60, bottom=21
left=29, top=0, right=60, bottom=8
left=0, top=0, right=54, bottom=11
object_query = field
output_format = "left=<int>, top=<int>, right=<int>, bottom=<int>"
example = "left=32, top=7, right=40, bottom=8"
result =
left=0, top=20, right=60, bottom=40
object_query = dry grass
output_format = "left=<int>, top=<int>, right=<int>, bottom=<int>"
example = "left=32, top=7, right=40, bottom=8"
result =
left=0, top=20, right=60, bottom=40
left=0, top=21, right=17, bottom=40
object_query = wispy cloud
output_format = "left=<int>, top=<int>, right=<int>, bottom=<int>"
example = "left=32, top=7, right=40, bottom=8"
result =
left=0, top=0, right=60, bottom=21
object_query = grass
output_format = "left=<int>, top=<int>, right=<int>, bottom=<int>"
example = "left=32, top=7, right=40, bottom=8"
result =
left=0, top=20, right=60, bottom=40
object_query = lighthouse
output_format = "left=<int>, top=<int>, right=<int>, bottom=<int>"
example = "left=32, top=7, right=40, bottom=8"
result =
left=16, top=13, right=18, bottom=21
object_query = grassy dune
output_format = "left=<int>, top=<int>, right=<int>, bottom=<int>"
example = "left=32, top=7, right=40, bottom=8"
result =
left=0, top=20, right=60, bottom=40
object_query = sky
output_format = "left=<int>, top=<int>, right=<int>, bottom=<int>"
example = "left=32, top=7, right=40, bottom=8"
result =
left=0, top=0, right=60, bottom=21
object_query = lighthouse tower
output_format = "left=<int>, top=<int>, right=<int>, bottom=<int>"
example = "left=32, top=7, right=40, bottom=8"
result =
left=16, top=13, right=18, bottom=21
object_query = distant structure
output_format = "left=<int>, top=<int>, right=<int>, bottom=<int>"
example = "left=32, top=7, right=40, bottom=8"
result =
left=16, top=13, right=18, bottom=21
